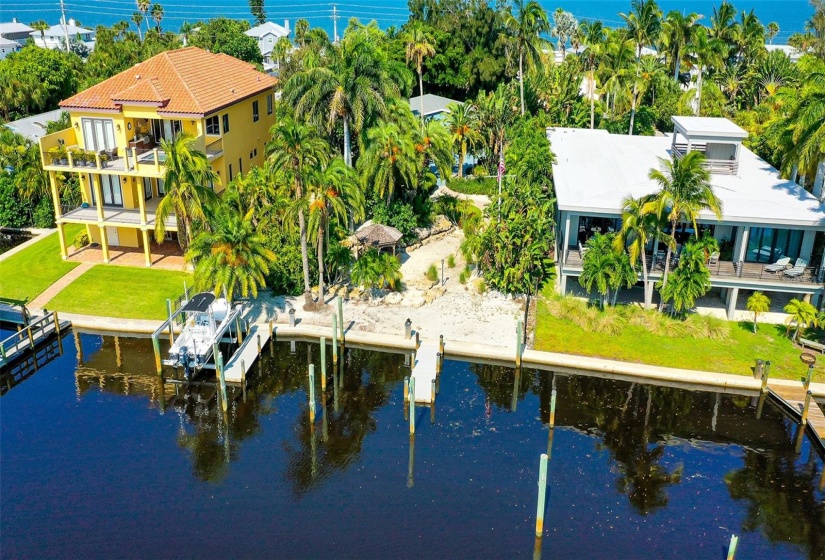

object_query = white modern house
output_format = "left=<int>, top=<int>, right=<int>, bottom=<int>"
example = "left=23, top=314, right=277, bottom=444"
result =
left=29, top=18, right=94, bottom=50
left=550, top=116, right=825, bottom=319
left=409, top=93, right=459, bottom=120
left=0, top=19, right=34, bottom=45
left=245, top=20, right=290, bottom=73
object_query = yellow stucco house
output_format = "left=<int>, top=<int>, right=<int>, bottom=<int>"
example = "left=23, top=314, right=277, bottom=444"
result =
left=39, top=47, right=278, bottom=266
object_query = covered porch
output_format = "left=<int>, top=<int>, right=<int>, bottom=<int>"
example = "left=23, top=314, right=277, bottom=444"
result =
left=66, top=238, right=187, bottom=271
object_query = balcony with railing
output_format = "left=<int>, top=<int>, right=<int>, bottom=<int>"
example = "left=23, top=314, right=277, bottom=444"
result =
left=60, top=198, right=176, bottom=231
left=672, top=143, right=739, bottom=175
left=563, top=248, right=823, bottom=286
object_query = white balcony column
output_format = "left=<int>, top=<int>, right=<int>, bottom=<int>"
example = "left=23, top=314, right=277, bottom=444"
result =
left=733, top=226, right=750, bottom=263
left=559, top=273, right=568, bottom=295
left=800, top=230, right=816, bottom=262
left=725, top=287, right=739, bottom=320
left=562, top=211, right=572, bottom=265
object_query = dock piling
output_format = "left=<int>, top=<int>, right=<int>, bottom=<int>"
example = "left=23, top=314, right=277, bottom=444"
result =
left=727, top=534, right=738, bottom=560
left=535, top=453, right=548, bottom=537
left=431, top=379, right=436, bottom=405
left=516, top=321, right=523, bottom=367
left=404, top=376, right=409, bottom=403
left=805, top=363, right=815, bottom=392
left=308, top=364, right=316, bottom=423
left=549, top=388, right=557, bottom=428
left=166, top=299, right=174, bottom=343
left=332, top=315, right=338, bottom=363
left=409, top=378, right=415, bottom=435
left=436, top=352, right=442, bottom=374
left=26, top=326, right=34, bottom=349
left=337, top=296, right=344, bottom=343
left=216, top=351, right=227, bottom=413
left=439, top=334, right=444, bottom=356
left=269, top=320, right=275, bottom=356
left=405, top=318, right=412, bottom=340
left=321, top=337, right=327, bottom=391
left=761, top=361, right=771, bottom=393
left=802, top=390, right=813, bottom=426
left=257, top=334, right=261, bottom=356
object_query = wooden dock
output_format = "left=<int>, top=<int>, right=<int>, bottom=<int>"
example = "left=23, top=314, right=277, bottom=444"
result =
left=223, top=323, right=270, bottom=384
left=768, top=383, right=825, bottom=455
left=410, top=342, right=438, bottom=404
left=1, top=312, right=70, bottom=367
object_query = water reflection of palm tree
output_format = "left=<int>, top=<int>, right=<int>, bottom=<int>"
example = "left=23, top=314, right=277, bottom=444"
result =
left=726, top=447, right=825, bottom=557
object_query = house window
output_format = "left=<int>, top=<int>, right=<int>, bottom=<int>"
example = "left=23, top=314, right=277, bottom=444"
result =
left=746, top=227, right=803, bottom=263
left=267, top=94, right=273, bottom=115
left=229, top=164, right=233, bottom=182
left=90, top=174, right=123, bottom=207
left=252, top=101, right=259, bottom=123
left=143, top=177, right=153, bottom=200
left=157, top=178, right=166, bottom=196
left=239, top=157, right=243, bottom=174
left=81, top=118, right=116, bottom=152
left=222, top=114, right=230, bottom=134
left=206, top=115, right=220, bottom=135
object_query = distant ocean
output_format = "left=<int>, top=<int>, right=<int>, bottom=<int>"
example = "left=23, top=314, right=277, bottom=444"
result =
left=0, top=0, right=814, bottom=45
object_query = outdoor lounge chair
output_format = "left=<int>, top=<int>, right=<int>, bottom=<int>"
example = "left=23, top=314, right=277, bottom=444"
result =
left=783, top=258, right=808, bottom=278
left=578, top=242, right=588, bottom=258
left=764, top=256, right=791, bottom=272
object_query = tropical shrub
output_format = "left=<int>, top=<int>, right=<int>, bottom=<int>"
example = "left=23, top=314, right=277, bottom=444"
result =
left=446, top=176, right=497, bottom=196
left=459, top=270, right=468, bottom=284
left=447, top=254, right=456, bottom=268
left=73, top=230, right=90, bottom=249
left=0, top=176, right=33, bottom=228
left=32, top=197, right=55, bottom=228
left=371, top=200, right=419, bottom=243
left=425, top=264, right=438, bottom=283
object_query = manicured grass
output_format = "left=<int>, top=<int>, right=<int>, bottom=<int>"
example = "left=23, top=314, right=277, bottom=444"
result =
left=0, top=224, right=84, bottom=304
left=46, top=265, right=192, bottom=320
left=534, top=296, right=813, bottom=381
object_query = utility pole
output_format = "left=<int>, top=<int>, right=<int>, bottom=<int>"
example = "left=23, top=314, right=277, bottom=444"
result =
left=331, top=4, right=340, bottom=44
left=60, top=0, right=70, bottom=51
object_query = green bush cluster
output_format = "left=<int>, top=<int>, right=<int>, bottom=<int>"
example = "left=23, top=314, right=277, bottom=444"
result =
left=446, top=176, right=497, bottom=196
left=425, top=264, right=439, bottom=283
left=0, top=176, right=34, bottom=228
left=73, top=230, right=90, bottom=249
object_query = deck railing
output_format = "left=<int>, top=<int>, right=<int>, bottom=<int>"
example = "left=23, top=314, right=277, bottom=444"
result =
left=673, top=143, right=738, bottom=175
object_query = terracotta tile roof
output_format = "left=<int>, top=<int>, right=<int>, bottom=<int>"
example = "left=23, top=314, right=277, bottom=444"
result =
left=60, top=47, right=277, bottom=116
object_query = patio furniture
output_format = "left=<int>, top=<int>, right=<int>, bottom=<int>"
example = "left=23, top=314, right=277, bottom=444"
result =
left=764, top=256, right=791, bottom=272
left=578, top=241, right=588, bottom=258
left=708, top=252, right=720, bottom=267
left=783, top=258, right=808, bottom=278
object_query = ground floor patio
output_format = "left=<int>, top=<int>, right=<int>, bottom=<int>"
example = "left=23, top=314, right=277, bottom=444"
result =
left=66, top=239, right=187, bottom=271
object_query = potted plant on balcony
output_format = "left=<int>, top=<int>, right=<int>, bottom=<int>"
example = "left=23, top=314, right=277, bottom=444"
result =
left=48, top=145, right=67, bottom=165
left=99, top=151, right=110, bottom=168
left=70, top=148, right=86, bottom=167
left=85, top=150, right=98, bottom=167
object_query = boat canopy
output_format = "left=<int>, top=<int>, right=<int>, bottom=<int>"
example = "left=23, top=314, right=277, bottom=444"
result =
left=182, top=292, right=216, bottom=313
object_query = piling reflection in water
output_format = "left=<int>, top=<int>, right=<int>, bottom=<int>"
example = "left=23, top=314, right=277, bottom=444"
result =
left=9, top=332, right=825, bottom=558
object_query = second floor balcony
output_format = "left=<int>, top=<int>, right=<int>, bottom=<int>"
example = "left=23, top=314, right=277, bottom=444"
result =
left=39, top=128, right=223, bottom=178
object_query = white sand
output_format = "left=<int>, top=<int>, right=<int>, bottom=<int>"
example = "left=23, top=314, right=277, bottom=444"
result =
left=246, top=231, right=524, bottom=350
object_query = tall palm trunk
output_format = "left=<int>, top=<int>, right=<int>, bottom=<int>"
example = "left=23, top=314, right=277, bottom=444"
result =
left=296, top=182, right=312, bottom=307
left=589, top=68, right=595, bottom=129
left=628, top=52, right=641, bottom=135
left=317, top=224, right=325, bottom=305
left=657, top=219, right=677, bottom=312
left=696, top=65, right=704, bottom=115
left=518, top=51, right=525, bottom=116
left=418, top=65, right=425, bottom=131
left=343, top=115, right=352, bottom=167
left=640, top=247, right=651, bottom=310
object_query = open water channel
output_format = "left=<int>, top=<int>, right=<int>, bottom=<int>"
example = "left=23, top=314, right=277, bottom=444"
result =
left=2, top=332, right=824, bottom=558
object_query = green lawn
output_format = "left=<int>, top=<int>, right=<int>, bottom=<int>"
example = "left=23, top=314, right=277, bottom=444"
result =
left=0, top=224, right=84, bottom=304
left=534, top=297, right=814, bottom=382
left=46, top=265, right=193, bottom=320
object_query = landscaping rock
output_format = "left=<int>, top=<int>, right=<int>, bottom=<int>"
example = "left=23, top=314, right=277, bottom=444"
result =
left=349, top=287, right=363, bottom=301
left=385, top=292, right=403, bottom=305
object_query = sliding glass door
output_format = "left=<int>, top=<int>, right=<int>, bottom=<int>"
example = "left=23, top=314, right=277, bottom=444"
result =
left=89, top=174, right=123, bottom=207
left=745, top=227, right=803, bottom=263
left=81, top=118, right=116, bottom=152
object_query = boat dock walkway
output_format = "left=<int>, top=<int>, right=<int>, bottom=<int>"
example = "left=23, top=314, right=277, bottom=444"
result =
left=1, top=312, right=70, bottom=367
left=411, top=342, right=438, bottom=404
left=223, top=323, right=271, bottom=383
left=767, top=383, right=825, bottom=454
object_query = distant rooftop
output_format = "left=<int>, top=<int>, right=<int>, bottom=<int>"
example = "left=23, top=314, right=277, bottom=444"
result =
left=671, top=116, right=748, bottom=140
left=31, top=19, right=92, bottom=38
left=3, top=109, right=64, bottom=141
left=0, top=20, right=34, bottom=35
left=409, top=94, right=460, bottom=117
left=548, top=126, right=825, bottom=228
left=245, top=21, right=290, bottom=38
left=0, top=36, right=19, bottom=47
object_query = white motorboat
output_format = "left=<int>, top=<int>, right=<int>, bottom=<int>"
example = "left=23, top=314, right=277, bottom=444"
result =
left=165, top=292, right=238, bottom=378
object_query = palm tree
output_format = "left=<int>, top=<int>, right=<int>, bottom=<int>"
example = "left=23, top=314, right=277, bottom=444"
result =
left=154, top=134, right=220, bottom=250
left=267, top=118, right=330, bottom=308
left=658, top=253, right=710, bottom=316
left=767, top=22, right=779, bottom=44
left=580, top=20, right=606, bottom=129
left=301, top=157, right=362, bottom=305
left=136, top=0, right=151, bottom=34
left=294, top=19, right=309, bottom=47
left=784, top=298, right=818, bottom=341
left=777, top=70, right=825, bottom=182
left=351, top=249, right=382, bottom=292
left=746, top=292, right=771, bottom=333
left=131, top=12, right=144, bottom=41
left=551, top=9, right=578, bottom=59
left=187, top=207, right=276, bottom=302
left=404, top=22, right=435, bottom=129
left=614, top=195, right=657, bottom=309
left=151, top=3, right=164, bottom=33
left=179, top=21, right=195, bottom=46
left=273, top=36, right=292, bottom=70
left=648, top=151, right=722, bottom=308
left=445, top=103, right=481, bottom=178
left=660, top=11, right=700, bottom=79
left=689, top=26, right=725, bottom=116
left=620, top=0, right=662, bottom=135
left=284, top=33, right=400, bottom=166
left=377, top=253, right=402, bottom=290
left=579, top=233, right=615, bottom=309
left=358, top=119, right=418, bottom=204
left=473, top=84, right=517, bottom=165
left=502, top=0, right=551, bottom=116
left=30, top=20, right=49, bottom=46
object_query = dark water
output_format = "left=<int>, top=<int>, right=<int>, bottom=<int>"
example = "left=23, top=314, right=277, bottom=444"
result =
left=0, top=232, right=31, bottom=255
left=2, top=332, right=825, bottom=559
